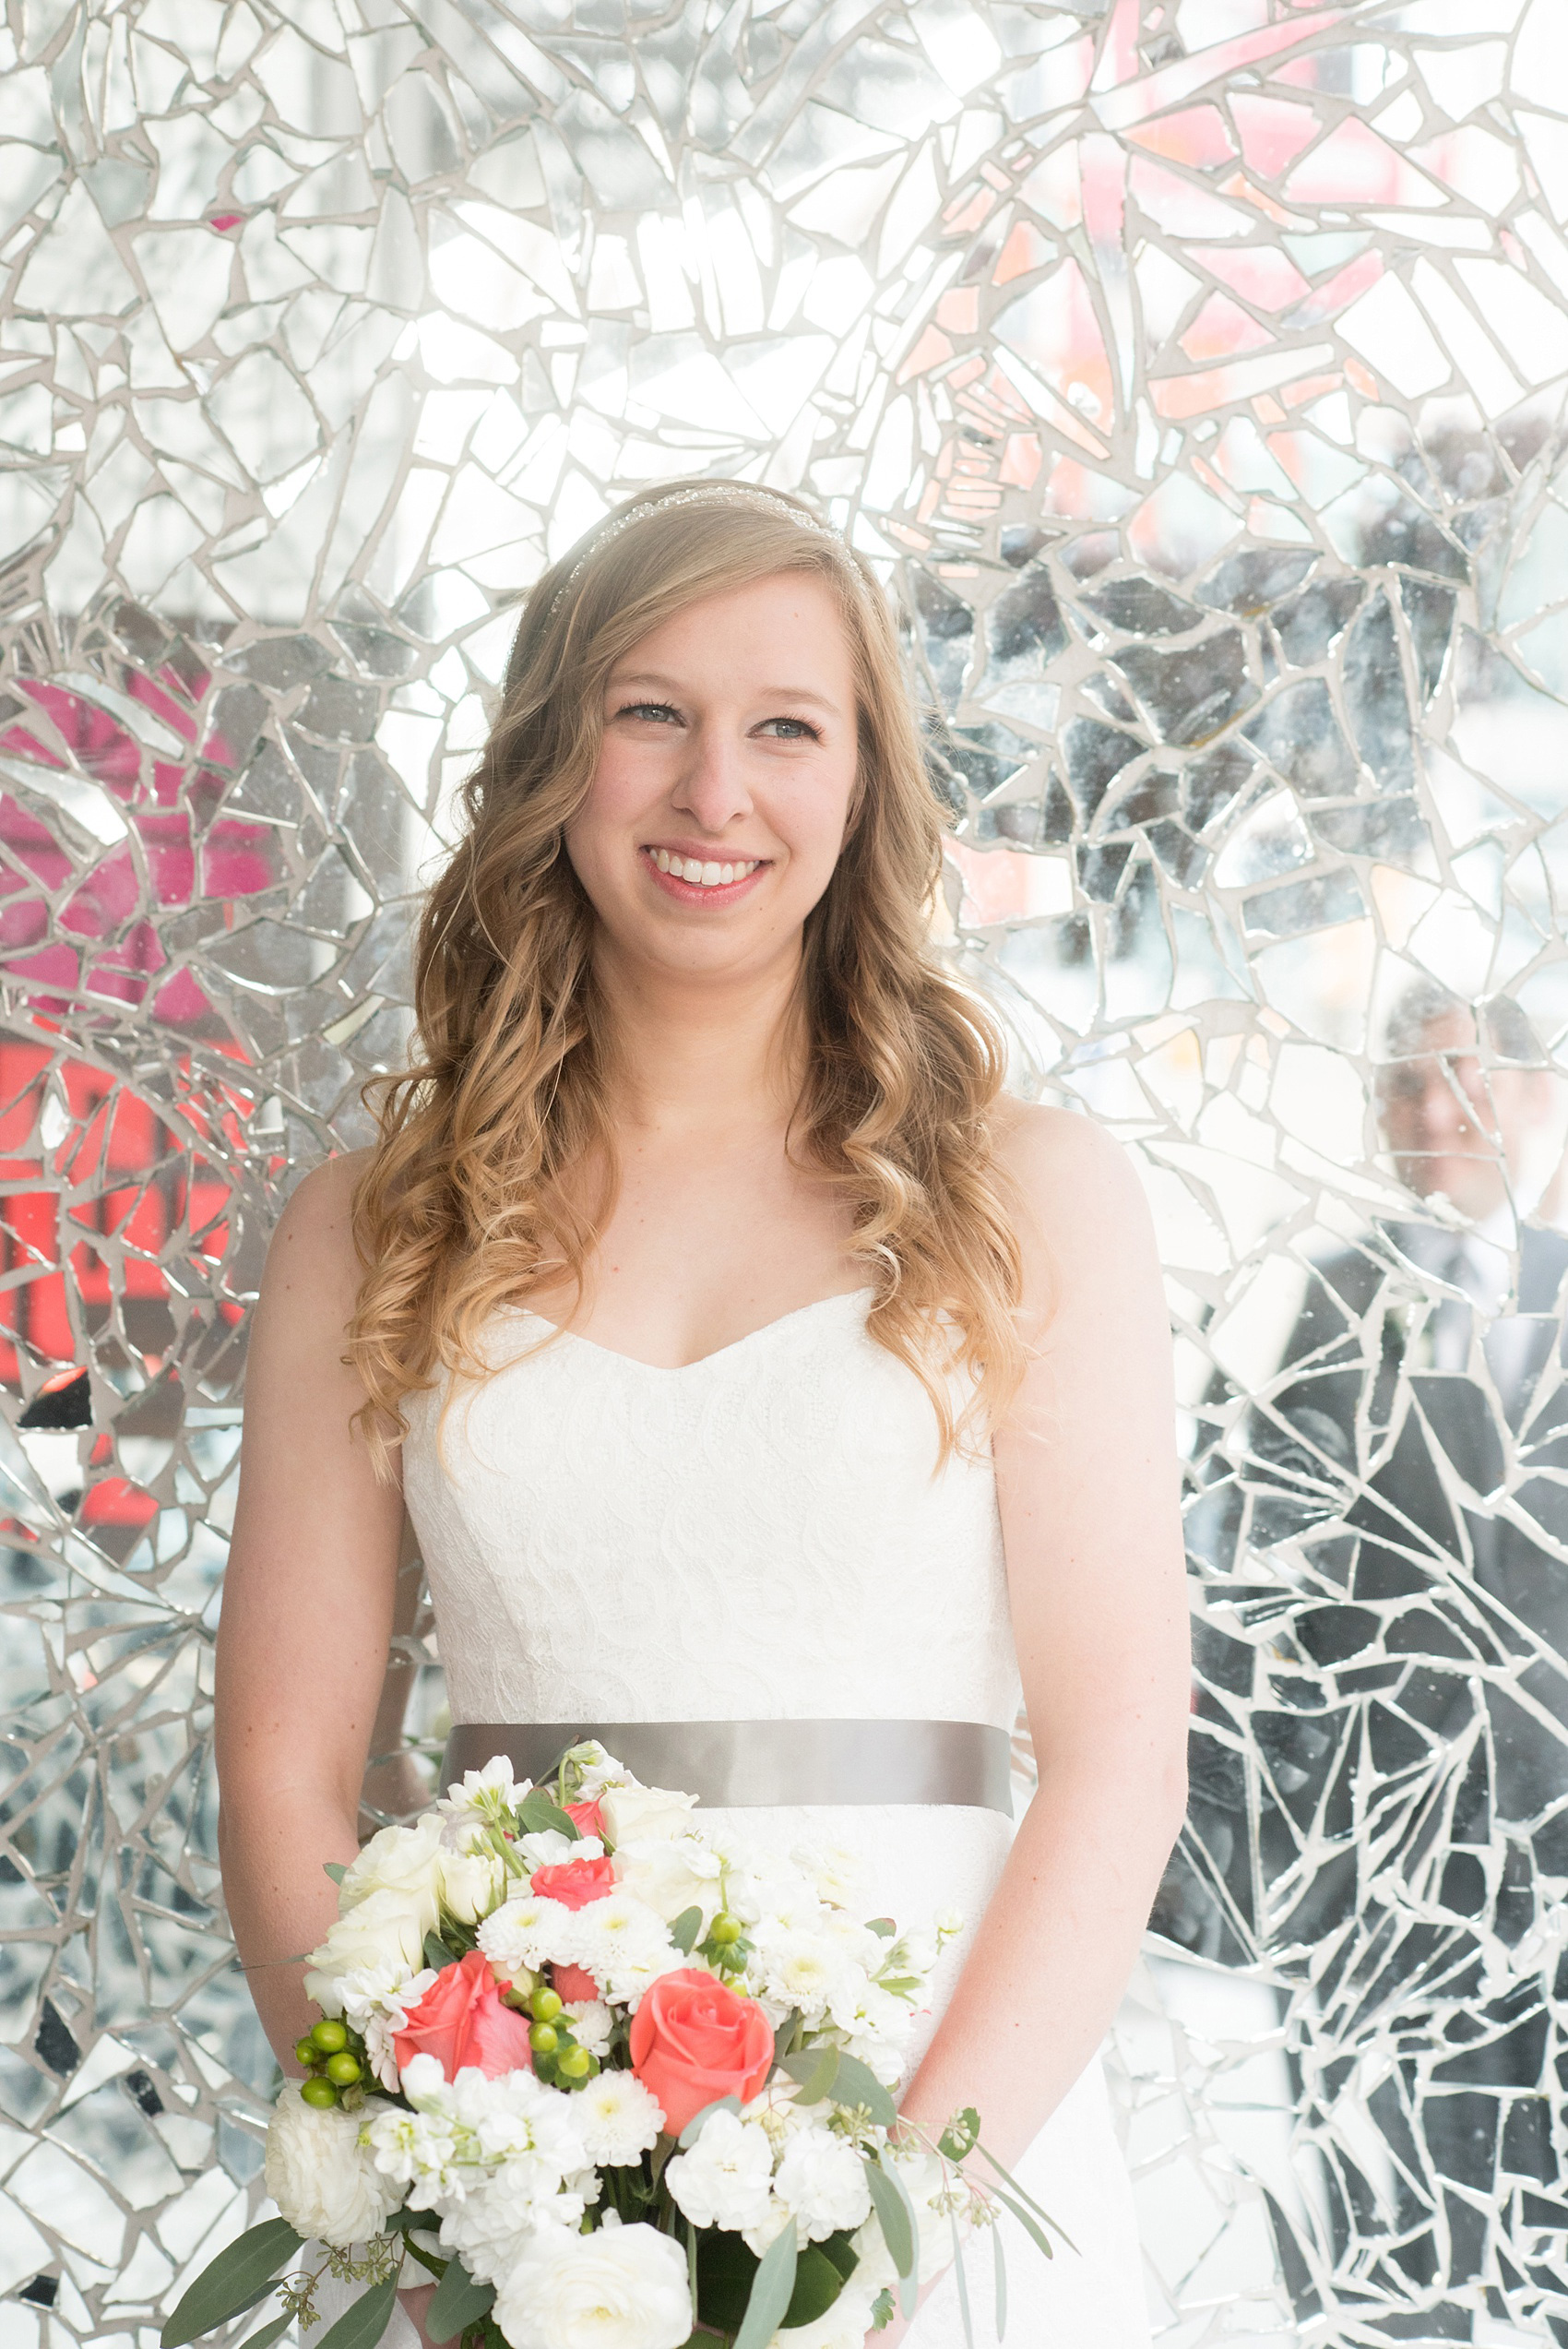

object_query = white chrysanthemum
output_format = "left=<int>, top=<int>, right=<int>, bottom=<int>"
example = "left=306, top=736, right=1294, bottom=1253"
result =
left=493, top=2213, right=692, bottom=2349
left=264, top=2083, right=402, bottom=2248
left=575, top=2069, right=663, bottom=2166
left=305, top=1886, right=435, bottom=2010
left=570, top=1890, right=680, bottom=2006
left=478, top=1891, right=579, bottom=1974
left=774, top=2125, right=873, bottom=2244
left=664, top=2109, right=776, bottom=2234
left=564, top=1998, right=614, bottom=2057
left=439, top=1756, right=531, bottom=1824
left=334, top=1962, right=438, bottom=2089
left=752, top=1927, right=853, bottom=2020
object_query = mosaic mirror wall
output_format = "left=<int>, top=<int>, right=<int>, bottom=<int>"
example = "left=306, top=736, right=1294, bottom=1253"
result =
left=3, top=0, right=1568, bottom=2342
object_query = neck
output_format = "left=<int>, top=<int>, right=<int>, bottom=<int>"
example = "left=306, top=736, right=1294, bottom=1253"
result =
left=591, top=931, right=807, bottom=1136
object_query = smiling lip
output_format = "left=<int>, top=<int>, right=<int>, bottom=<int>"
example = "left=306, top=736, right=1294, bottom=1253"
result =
left=640, top=845, right=769, bottom=903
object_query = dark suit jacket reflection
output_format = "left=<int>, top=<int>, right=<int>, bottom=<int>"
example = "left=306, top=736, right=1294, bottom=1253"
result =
left=1262, top=1218, right=1568, bottom=2208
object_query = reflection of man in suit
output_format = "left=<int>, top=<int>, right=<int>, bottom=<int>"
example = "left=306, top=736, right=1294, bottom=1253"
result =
left=1265, top=982, right=1567, bottom=2312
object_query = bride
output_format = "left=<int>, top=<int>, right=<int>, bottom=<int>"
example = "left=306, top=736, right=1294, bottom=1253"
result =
left=216, top=481, right=1189, bottom=2346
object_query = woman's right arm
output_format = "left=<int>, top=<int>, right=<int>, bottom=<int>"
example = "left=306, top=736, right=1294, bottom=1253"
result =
left=215, top=1150, right=407, bottom=2069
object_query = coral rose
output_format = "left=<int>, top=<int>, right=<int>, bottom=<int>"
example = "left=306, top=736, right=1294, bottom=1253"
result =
left=628, top=1966, right=773, bottom=2137
left=566, top=1797, right=606, bottom=1840
left=552, top=1961, right=601, bottom=2004
left=530, top=1855, right=618, bottom=1910
left=391, top=1949, right=535, bottom=2080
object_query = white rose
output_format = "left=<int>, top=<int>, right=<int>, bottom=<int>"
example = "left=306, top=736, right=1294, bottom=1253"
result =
left=493, top=2214, right=691, bottom=2349
left=438, top=1843, right=507, bottom=1925
left=773, top=2126, right=872, bottom=2244
left=263, top=2082, right=402, bottom=2248
left=306, top=1887, right=434, bottom=2009
left=665, top=2109, right=776, bottom=2234
left=613, top=1835, right=724, bottom=1927
left=598, top=1783, right=698, bottom=1847
left=340, top=1813, right=445, bottom=1911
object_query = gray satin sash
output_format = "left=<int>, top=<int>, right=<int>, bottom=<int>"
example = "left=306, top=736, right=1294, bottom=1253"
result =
left=440, top=1719, right=1013, bottom=1816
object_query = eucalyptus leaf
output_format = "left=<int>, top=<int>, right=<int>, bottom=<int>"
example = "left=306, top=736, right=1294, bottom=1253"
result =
left=323, top=1862, right=347, bottom=1886
left=425, top=2255, right=494, bottom=2343
left=771, top=2009, right=802, bottom=2068
left=991, top=2188, right=1054, bottom=2264
left=979, top=2143, right=1075, bottom=2254
left=938, top=2107, right=980, bottom=2162
left=677, top=2093, right=741, bottom=2150
left=239, top=2316, right=294, bottom=2349
left=670, top=1906, right=703, bottom=1955
left=423, top=1932, right=458, bottom=1973
left=828, top=2051, right=896, bottom=2128
left=865, top=1917, right=896, bottom=1937
left=862, top=2159, right=914, bottom=2281
left=160, top=2218, right=303, bottom=2348
left=993, top=2212, right=1008, bottom=2340
left=781, top=2045, right=839, bottom=2105
left=515, top=1789, right=578, bottom=1840
left=734, top=2220, right=798, bottom=2349
left=314, top=2274, right=399, bottom=2349
left=950, top=2210, right=975, bottom=2349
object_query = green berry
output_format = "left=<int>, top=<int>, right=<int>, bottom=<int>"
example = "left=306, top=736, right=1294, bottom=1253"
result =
left=530, top=1987, right=564, bottom=2024
left=325, top=2053, right=362, bottom=2087
left=557, top=2045, right=590, bottom=2081
left=530, top=2022, right=559, bottom=2055
left=294, top=2036, right=319, bottom=2069
left=708, top=1914, right=742, bottom=1946
left=310, top=2019, right=349, bottom=2054
left=299, top=2076, right=339, bottom=2109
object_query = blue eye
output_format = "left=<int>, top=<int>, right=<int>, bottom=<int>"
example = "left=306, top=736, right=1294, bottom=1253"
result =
left=617, top=701, right=681, bottom=722
left=760, top=717, right=820, bottom=741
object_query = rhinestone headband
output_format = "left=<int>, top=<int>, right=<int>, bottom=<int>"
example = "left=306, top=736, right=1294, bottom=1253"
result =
left=546, top=484, right=846, bottom=621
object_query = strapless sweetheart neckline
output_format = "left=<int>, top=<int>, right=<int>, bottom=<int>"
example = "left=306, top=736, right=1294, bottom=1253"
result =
left=503, top=1282, right=877, bottom=1374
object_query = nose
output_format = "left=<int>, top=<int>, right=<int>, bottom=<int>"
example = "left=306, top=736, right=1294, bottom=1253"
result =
left=670, top=721, right=753, bottom=836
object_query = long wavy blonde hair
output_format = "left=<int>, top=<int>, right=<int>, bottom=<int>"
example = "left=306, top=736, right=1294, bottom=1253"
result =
left=349, top=481, right=1026, bottom=1463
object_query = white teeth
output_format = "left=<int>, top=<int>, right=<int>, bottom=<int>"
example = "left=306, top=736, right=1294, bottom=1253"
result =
left=649, top=852, right=761, bottom=888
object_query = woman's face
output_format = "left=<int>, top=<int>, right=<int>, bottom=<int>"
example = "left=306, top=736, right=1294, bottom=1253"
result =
left=564, top=569, right=860, bottom=981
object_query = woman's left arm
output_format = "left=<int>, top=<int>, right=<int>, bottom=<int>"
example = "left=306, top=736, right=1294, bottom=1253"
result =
left=895, top=1103, right=1190, bottom=2167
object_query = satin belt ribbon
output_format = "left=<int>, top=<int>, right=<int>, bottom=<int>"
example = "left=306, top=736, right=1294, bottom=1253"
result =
left=439, top=1719, right=1014, bottom=1817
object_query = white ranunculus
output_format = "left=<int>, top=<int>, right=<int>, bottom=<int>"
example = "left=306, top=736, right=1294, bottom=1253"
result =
left=665, top=2108, right=777, bottom=2234
left=598, top=1783, right=697, bottom=1847
left=574, top=2070, right=663, bottom=2166
left=340, top=1812, right=445, bottom=1911
left=305, top=1886, right=435, bottom=2009
left=773, top=2125, right=872, bottom=2244
left=263, top=2083, right=402, bottom=2248
left=493, top=2214, right=692, bottom=2349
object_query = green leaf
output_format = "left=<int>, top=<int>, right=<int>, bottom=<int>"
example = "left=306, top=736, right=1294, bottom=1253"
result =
left=865, top=1917, right=896, bottom=1938
left=314, top=2274, right=399, bottom=2349
left=734, top=2222, right=798, bottom=2349
left=694, top=2231, right=855, bottom=2334
left=870, top=2287, right=895, bottom=2331
left=515, top=1789, right=579, bottom=1841
left=323, top=1862, right=348, bottom=1886
left=240, top=2315, right=295, bottom=2349
left=676, top=2093, right=741, bottom=2150
left=827, top=2051, right=896, bottom=2128
left=423, top=1931, right=459, bottom=1973
left=816, top=2230, right=860, bottom=2285
left=993, top=2210, right=1008, bottom=2341
left=669, top=1906, right=703, bottom=1955
left=771, top=2009, right=802, bottom=2068
left=978, top=2143, right=1075, bottom=2255
left=161, top=2218, right=303, bottom=2348
left=950, top=2211, right=975, bottom=2349
left=991, top=2188, right=1054, bottom=2264
left=937, top=2107, right=980, bottom=2162
left=780, top=2045, right=838, bottom=2105
left=862, top=2159, right=914, bottom=2281
left=425, top=2256, right=494, bottom=2344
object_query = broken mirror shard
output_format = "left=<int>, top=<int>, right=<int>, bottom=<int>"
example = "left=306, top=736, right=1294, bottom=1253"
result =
left=3, top=2, right=1568, bottom=2343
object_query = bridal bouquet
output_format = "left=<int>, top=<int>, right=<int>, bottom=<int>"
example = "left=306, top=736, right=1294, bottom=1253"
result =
left=161, top=1746, right=1061, bottom=2349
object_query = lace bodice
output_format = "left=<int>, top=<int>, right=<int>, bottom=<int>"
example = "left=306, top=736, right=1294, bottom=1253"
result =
left=401, top=1289, right=1020, bottom=1731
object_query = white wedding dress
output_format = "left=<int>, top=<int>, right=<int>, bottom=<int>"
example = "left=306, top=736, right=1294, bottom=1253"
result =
left=395, top=1287, right=1150, bottom=2347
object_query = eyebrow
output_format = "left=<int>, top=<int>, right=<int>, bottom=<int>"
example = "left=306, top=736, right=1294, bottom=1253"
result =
left=608, top=670, right=844, bottom=718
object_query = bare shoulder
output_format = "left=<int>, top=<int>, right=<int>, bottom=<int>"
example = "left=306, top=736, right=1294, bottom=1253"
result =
left=261, top=1148, right=374, bottom=1316
left=992, top=1097, right=1149, bottom=1229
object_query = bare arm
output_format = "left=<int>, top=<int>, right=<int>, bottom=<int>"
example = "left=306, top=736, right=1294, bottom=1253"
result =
left=896, top=1106, right=1189, bottom=2164
left=215, top=1151, right=406, bottom=2069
